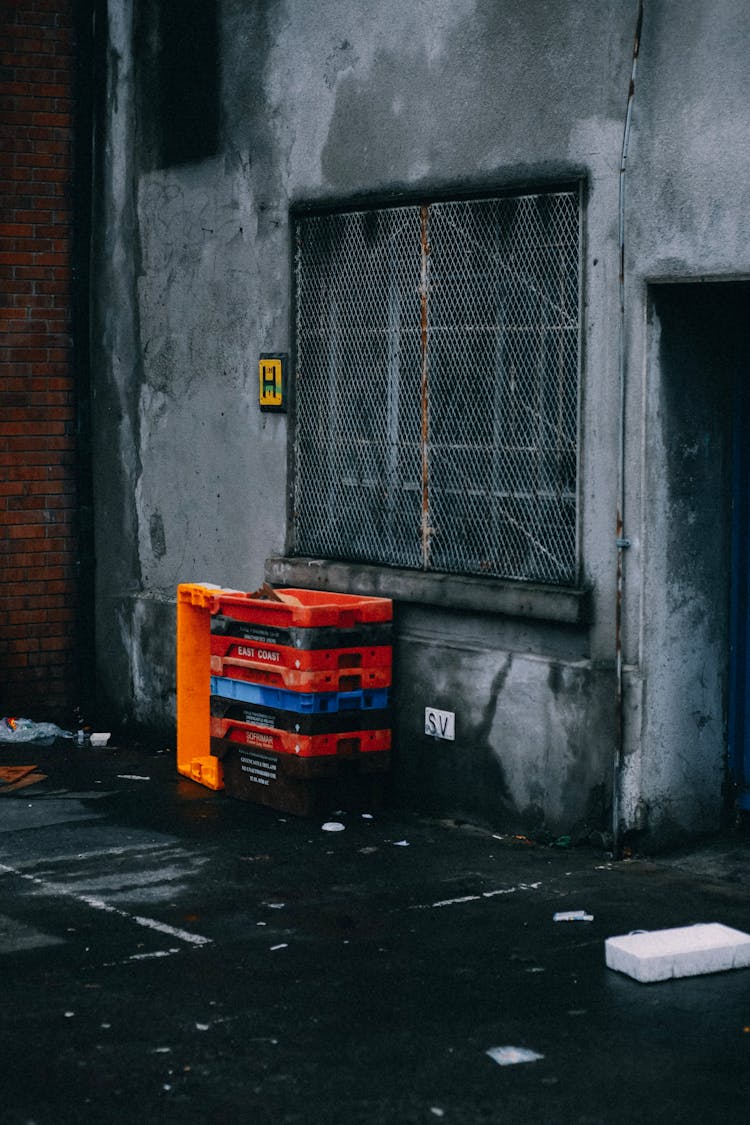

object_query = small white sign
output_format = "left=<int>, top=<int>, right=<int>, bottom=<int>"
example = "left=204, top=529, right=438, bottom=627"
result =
left=425, top=707, right=455, bottom=741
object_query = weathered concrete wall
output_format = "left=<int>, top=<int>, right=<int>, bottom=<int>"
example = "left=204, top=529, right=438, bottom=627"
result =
left=89, top=0, right=630, bottom=826
left=627, top=0, right=750, bottom=282
left=91, top=0, right=147, bottom=722
left=616, top=0, right=750, bottom=845
left=392, top=605, right=611, bottom=832
left=90, top=0, right=750, bottom=840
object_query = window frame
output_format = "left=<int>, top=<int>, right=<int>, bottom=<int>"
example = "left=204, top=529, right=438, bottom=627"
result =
left=285, top=182, right=586, bottom=606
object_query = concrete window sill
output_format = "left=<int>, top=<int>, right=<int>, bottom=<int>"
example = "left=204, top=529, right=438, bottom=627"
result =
left=265, top=556, right=591, bottom=626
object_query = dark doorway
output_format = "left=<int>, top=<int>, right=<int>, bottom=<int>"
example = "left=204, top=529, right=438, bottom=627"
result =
left=730, top=364, right=750, bottom=809
left=650, top=281, right=750, bottom=827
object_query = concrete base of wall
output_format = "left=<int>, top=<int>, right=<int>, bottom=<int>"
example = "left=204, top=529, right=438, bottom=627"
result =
left=390, top=616, right=614, bottom=834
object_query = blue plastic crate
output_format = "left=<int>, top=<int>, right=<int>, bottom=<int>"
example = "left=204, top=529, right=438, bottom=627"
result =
left=210, top=676, right=390, bottom=714
left=211, top=694, right=391, bottom=735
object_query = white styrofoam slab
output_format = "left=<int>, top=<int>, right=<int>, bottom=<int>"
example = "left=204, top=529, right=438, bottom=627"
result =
left=605, top=923, right=750, bottom=983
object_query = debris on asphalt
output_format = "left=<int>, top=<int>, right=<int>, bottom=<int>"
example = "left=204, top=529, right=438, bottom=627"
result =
left=486, top=1045, right=545, bottom=1066
left=496, top=825, right=608, bottom=850
left=0, top=765, right=39, bottom=782
left=605, top=922, right=750, bottom=982
left=89, top=732, right=111, bottom=747
left=0, top=765, right=47, bottom=793
left=321, top=821, right=345, bottom=832
left=554, top=910, right=594, bottom=922
left=0, top=717, right=72, bottom=743
left=393, top=840, right=410, bottom=847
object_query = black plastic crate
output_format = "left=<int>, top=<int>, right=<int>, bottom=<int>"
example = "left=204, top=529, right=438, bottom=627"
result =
left=210, top=614, right=392, bottom=651
left=211, top=737, right=389, bottom=817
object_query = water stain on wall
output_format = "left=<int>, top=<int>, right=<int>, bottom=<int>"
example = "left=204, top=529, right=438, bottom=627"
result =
left=149, top=511, right=167, bottom=560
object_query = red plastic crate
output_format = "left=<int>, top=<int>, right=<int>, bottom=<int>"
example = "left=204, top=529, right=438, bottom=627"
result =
left=209, top=652, right=391, bottom=692
left=179, top=583, right=392, bottom=629
left=210, top=634, right=391, bottom=673
left=210, top=716, right=391, bottom=758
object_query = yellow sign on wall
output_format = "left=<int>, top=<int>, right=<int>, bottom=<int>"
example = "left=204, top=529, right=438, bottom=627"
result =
left=259, top=354, right=287, bottom=411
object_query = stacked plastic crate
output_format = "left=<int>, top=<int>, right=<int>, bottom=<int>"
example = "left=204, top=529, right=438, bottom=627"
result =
left=176, top=583, right=392, bottom=816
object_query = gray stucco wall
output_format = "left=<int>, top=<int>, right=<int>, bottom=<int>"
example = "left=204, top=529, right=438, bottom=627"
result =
left=90, top=0, right=750, bottom=842
left=616, top=0, right=750, bottom=845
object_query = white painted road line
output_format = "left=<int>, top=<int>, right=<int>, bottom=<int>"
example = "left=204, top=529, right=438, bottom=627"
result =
left=126, top=948, right=181, bottom=962
left=413, top=882, right=544, bottom=909
left=0, top=861, right=212, bottom=947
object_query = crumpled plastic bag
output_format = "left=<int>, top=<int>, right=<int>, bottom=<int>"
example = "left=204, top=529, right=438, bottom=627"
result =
left=0, top=717, right=73, bottom=743
left=486, top=1046, right=545, bottom=1066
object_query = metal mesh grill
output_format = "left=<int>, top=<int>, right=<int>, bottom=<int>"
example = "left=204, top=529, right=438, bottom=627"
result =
left=293, top=190, right=580, bottom=584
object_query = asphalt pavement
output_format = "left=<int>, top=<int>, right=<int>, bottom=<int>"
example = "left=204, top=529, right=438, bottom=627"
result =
left=0, top=738, right=749, bottom=1124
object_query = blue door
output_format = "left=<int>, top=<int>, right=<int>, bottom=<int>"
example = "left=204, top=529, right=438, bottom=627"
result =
left=729, top=373, right=750, bottom=810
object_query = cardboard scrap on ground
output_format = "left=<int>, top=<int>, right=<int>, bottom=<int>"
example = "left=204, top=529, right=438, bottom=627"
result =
left=0, top=765, right=48, bottom=794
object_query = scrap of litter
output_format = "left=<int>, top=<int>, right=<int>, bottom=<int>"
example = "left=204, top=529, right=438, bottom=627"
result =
left=0, top=765, right=47, bottom=794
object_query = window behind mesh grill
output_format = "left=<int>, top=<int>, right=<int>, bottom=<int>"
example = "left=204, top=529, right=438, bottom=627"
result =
left=293, top=189, right=581, bottom=586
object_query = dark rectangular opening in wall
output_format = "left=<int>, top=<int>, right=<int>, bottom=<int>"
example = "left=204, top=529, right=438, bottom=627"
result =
left=650, top=281, right=750, bottom=827
left=157, top=0, right=220, bottom=166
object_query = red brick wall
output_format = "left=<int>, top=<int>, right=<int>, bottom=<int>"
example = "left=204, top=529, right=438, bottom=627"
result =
left=0, top=0, right=80, bottom=721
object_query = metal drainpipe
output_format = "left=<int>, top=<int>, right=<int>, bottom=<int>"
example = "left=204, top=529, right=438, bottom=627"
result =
left=613, top=0, right=644, bottom=856
left=71, top=0, right=98, bottom=719
left=419, top=205, right=431, bottom=570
